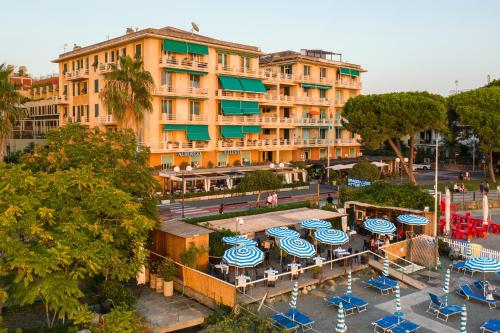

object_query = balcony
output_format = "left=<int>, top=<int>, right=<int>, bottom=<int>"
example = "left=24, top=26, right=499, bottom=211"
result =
left=99, top=114, right=117, bottom=125
left=296, top=138, right=331, bottom=147
left=159, top=56, right=208, bottom=71
left=335, top=78, right=362, bottom=89
left=217, top=115, right=295, bottom=126
left=64, top=69, right=89, bottom=81
left=334, top=138, right=360, bottom=146
left=154, top=85, right=209, bottom=98
left=217, top=139, right=294, bottom=150
left=141, top=141, right=210, bottom=153
left=52, top=96, right=69, bottom=104
left=215, top=90, right=294, bottom=105
left=159, top=113, right=208, bottom=124
left=215, top=65, right=293, bottom=83
left=334, top=100, right=346, bottom=107
left=296, top=74, right=333, bottom=85
left=295, top=117, right=333, bottom=126
left=97, top=62, right=119, bottom=74
left=294, top=96, right=334, bottom=106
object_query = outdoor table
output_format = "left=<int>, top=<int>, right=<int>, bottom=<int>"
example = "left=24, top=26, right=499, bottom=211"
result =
left=288, top=263, right=301, bottom=280
left=235, top=275, right=251, bottom=291
left=264, top=269, right=279, bottom=287
left=314, top=256, right=325, bottom=266
left=215, top=264, right=229, bottom=275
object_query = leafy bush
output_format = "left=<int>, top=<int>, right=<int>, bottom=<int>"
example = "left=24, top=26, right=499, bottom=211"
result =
left=209, top=229, right=237, bottom=257
left=348, top=158, right=380, bottom=181
left=159, top=260, right=178, bottom=281
left=101, top=280, right=136, bottom=309
left=305, top=197, right=319, bottom=209
left=181, top=243, right=207, bottom=269
left=93, top=306, right=143, bottom=333
left=203, top=306, right=282, bottom=333
left=438, top=238, right=450, bottom=256
left=233, top=160, right=241, bottom=167
left=238, top=170, right=281, bottom=202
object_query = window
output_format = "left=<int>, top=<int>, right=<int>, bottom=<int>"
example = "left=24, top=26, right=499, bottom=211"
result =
left=283, top=86, right=290, bottom=96
left=63, top=63, right=67, bottom=74
left=63, top=106, right=68, bottom=117
left=217, top=53, right=228, bottom=67
left=82, top=82, right=87, bottom=94
left=280, top=64, right=293, bottom=74
left=72, top=83, right=75, bottom=96
left=94, top=104, right=99, bottom=117
left=111, top=51, right=115, bottom=62
left=189, top=53, right=201, bottom=62
left=161, top=99, right=173, bottom=114
left=105, top=52, right=108, bottom=63
left=350, top=148, right=356, bottom=157
left=190, top=101, right=200, bottom=115
left=93, top=55, right=98, bottom=67
left=84, top=58, right=89, bottom=69
left=161, top=72, right=172, bottom=86
left=71, top=61, right=75, bottom=71
left=72, top=106, right=76, bottom=118
left=336, top=148, right=341, bottom=158
left=135, top=44, right=142, bottom=59
left=303, top=87, right=309, bottom=96
left=263, top=129, right=271, bottom=135
left=320, top=108, right=327, bottom=119
left=320, top=67, right=327, bottom=79
left=63, top=85, right=67, bottom=96
left=320, top=129, right=327, bottom=139
left=241, top=56, right=251, bottom=71
left=335, top=90, right=342, bottom=103
left=189, top=75, right=200, bottom=88
left=319, top=89, right=326, bottom=99
left=94, top=79, right=99, bottom=93
left=335, top=128, right=341, bottom=139
left=303, top=65, right=310, bottom=76
left=121, top=47, right=126, bottom=56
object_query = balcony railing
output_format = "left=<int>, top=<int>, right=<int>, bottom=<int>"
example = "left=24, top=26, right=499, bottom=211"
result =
left=294, top=96, right=334, bottom=106
left=295, top=117, right=332, bottom=126
left=97, top=62, right=119, bottom=74
left=215, top=65, right=293, bottom=83
left=215, top=90, right=294, bottom=105
left=335, top=79, right=362, bottom=89
left=99, top=114, right=116, bottom=125
left=141, top=141, right=210, bottom=152
left=217, top=115, right=295, bottom=126
left=296, top=74, right=333, bottom=85
left=159, top=113, right=208, bottom=123
left=52, top=96, right=69, bottom=104
left=159, top=56, right=208, bottom=71
left=216, top=138, right=331, bottom=150
left=64, top=69, right=89, bottom=81
left=335, top=138, right=360, bottom=146
left=154, top=85, right=209, bottom=98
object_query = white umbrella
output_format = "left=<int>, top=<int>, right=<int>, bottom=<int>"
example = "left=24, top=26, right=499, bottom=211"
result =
left=445, top=188, right=451, bottom=235
left=483, top=194, right=489, bottom=225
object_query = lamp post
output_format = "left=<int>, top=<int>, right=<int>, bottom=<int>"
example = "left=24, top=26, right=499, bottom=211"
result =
left=173, top=165, right=193, bottom=218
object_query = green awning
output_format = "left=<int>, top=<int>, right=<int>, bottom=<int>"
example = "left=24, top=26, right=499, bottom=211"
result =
left=239, top=78, right=267, bottom=93
left=164, top=124, right=187, bottom=131
left=350, top=69, right=360, bottom=77
left=221, top=100, right=243, bottom=115
left=163, top=39, right=187, bottom=54
left=186, top=125, right=210, bottom=141
left=241, top=101, right=260, bottom=115
left=339, top=67, right=360, bottom=77
left=164, top=68, right=208, bottom=76
left=301, top=83, right=332, bottom=90
left=221, top=126, right=244, bottom=139
left=219, top=76, right=244, bottom=91
left=186, top=43, right=209, bottom=55
left=242, top=125, right=261, bottom=134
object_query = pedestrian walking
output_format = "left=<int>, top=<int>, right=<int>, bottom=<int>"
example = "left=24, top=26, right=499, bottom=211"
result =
left=219, top=203, right=224, bottom=214
left=479, top=182, right=484, bottom=195
left=326, top=193, right=334, bottom=204
left=266, top=194, right=273, bottom=207
left=272, top=191, right=278, bottom=208
left=484, top=181, right=490, bottom=195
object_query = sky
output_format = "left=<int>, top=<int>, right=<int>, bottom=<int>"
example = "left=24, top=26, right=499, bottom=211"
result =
left=2, top=0, right=499, bottom=95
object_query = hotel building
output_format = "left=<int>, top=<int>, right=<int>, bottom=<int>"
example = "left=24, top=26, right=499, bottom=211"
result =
left=53, top=26, right=364, bottom=169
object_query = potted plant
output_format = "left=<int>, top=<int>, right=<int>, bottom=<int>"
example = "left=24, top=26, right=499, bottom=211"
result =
left=311, top=265, right=322, bottom=279
left=155, top=271, right=164, bottom=293
left=149, top=260, right=158, bottom=289
left=160, top=260, right=178, bottom=297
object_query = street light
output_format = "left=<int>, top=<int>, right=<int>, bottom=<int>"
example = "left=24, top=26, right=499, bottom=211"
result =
left=173, top=165, right=193, bottom=218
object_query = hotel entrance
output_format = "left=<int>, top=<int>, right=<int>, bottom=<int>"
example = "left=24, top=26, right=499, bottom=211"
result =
left=262, top=151, right=273, bottom=162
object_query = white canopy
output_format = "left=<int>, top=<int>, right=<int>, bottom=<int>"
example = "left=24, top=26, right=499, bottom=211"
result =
left=327, top=164, right=355, bottom=170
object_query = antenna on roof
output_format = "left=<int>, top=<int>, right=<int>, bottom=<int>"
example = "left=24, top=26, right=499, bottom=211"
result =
left=191, top=22, right=200, bottom=34
left=63, top=43, right=68, bottom=52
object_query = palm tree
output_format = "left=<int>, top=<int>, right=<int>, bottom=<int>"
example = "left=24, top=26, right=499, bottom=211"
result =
left=0, top=64, right=26, bottom=161
left=99, top=56, right=154, bottom=137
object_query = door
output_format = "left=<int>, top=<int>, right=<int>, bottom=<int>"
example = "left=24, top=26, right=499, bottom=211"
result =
left=303, top=129, right=309, bottom=140
left=283, top=129, right=290, bottom=140
left=283, top=107, right=290, bottom=118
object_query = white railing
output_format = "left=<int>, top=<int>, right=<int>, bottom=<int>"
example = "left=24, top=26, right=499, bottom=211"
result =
left=294, top=96, right=334, bottom=106
left=52, top=96, right=69, bottom=104
left=159, top=113, right=208, bottom=123
left=296, top=138, right=330, bottom=147
left=439, top=237, right=500, bottom=261
left=215, top=90, right=293, bottom=104
left=214, top=65, right=294, bottom=82
left=335, top=79, right=362, bottom=89
left=97, top=62, right=119, bottom=74
left=99, top=114, right=116, bottom=124
left=217, top=115, right=295, bottom=126
left=296, top=74, right=333, bottom=85
left=295, top=117, right=332, bottom=126
left=159, top=56, right=208, bottom=71
left=216, top=138, right=330, bottom=150
left=64, top=68, right=89, bottom=80
left=154, top=85, right=209, bottom=97
left=335, top=138, right=359, bottom=146
left=142, top=141, right=210, bottom=152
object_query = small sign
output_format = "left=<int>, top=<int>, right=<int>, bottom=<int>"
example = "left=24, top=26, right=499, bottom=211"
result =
left=178, top=152, right=201, bottom=157
left=224, top=150, right=240, bottom=155
left=347, top=177, right=372, bottom=188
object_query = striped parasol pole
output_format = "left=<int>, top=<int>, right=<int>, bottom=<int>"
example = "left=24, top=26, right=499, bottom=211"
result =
left=460, top=304, right=467, bottom=333
left=335, top=301, right=347, bottom=333
left=346, top=269, right=352, bottom=295
left=466, top=241, right=472, bottom=259
left=443, top=268, right=450, bottom=305
left=383, top=257, right=389, bottom=277
left=289, top=281, right=298, bottom=319
left=394, top=284, right=403, bottom=318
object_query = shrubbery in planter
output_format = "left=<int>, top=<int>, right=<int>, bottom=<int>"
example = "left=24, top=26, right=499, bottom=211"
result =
left=160, top=260, right=178, bottom=297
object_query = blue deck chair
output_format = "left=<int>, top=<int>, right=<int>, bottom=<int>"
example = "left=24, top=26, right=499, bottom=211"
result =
left=285, top=309, right=314, bottom=331
left=372, top=315, right=403, bottom=333
left=341, top=294, right=368, bottom=312
left=481, top=319, right=500, bottom=333
left=456, top=284, right=498, bottom=309
left=324, top=296, right=357, bottom=315
left=366, top=279, right=393, bottom=295
left=473, top=280, right=500, bottom=298
left=389, top=320, right=420, bottom=333
left=427, top=293, right=461, bottom=321
left=375, top=276, right=398, bottom=289
left=451, top=261, right=465, bottom=272
left=272, top=313, right=298, bottom=331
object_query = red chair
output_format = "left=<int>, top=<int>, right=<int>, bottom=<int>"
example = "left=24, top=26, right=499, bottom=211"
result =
left=491, top=223, right=500, bottom=234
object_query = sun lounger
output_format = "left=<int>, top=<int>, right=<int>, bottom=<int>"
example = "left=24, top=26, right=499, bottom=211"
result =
left=324, top=296, right=357, bottom=315
left=451, top=261, right=465, bottom=272
left=473, top=280, right=500, bottom=298
left=376, top=276, right=398, bottom=288
left=481, top=319, right=500, bottom=333
left=388, top=320, right=420, bottom=333
left=285, top=309, right=314, bottom=331
left=341, top=294, right=368, bottom=312
left=372, top=315, right=403, bottom=333
left=272, top=313, right=298, bottom=331
left=366, top=279, right=393, bottom=295
left=456, top=284, right=498, bottom=309
left=427, top=293, right=461, bottom=321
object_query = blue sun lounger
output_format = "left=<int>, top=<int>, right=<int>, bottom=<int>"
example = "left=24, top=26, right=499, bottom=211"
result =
left=473, top=280, right=500, bottom=298
left=376, top=276, right=398, bottom=288
left=451, top=261, right=465, bottom=272
left=284, top=309, right=315, bottom=331
left=372, top=315, right=403, bottom=332
left=340, top=294, right=368, bottom=312
left=481, top=319, right=500, bottom=333
left=366, top=279, right=393, bottom=295
left=324, top=296, right=357, bottom=315
left=426, top=293, right=462, bottom=321
left=456, top=284, right=498, bottom=309
left=272, top=313, right=298, bottom=331
left=388, top=320, right=420, bottom=333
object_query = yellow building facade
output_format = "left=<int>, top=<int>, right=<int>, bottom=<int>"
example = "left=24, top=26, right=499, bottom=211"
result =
left=53, top=27, right=364, bottom=169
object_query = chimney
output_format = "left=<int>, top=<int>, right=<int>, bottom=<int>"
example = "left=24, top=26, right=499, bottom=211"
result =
left=126, top=27, right=135, bottom=34
left=73, top=44, right=81, bottom=51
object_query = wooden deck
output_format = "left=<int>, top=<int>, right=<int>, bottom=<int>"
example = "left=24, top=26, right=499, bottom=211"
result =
left=368, top=259, right=428, bottom=289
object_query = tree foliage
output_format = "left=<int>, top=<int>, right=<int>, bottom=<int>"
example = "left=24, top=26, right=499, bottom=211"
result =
left=485, top=78, right=500, bottom=88
left=0, top=164, right=156, bottom=327
left=448, top=87, right=500, bottom=182
left=203, top=307, right=283, bottom=333
left=343, top=92, right=447, bottom=184
left=348, top=159, right=380, bottom=181
left=93, top=306, right=144, bottom=333
left=238, top=170, right=281, bottom=203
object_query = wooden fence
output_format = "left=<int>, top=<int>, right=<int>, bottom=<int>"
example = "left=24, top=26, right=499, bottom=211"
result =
left=439, top=237, right=500, bottom=261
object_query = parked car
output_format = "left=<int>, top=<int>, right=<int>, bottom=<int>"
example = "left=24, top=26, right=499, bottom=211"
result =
left=413, top=163, right=431, bottom=171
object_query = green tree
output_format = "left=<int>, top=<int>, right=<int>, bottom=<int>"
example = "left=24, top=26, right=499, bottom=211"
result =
left=348, top=158, right=380, bottom=181
left=485, top=78, right=500, bottom=88
left=0, top=165, right=156, bottom=328
left=448, top=87, right=500, bottom=182
left=22, top=124, right=160, bottom=217
left=0, top=64, right=27, bottom=161
left=99, top=56, right=154, bottom=134
left=343, top=92, right=447, bottom=184
left=238, top=170, right=281, bottom=203
left=94, top=306, right=144, bottom=333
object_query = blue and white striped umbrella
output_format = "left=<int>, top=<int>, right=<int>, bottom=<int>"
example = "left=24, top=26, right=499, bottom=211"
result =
left=335, top=302, right=347, bottom=333
left=383, top=257, right=390, bottom=277
left=223, top=245, right=264, bottom=268
left=443, top=268, right=450, bottom=304
left=290, top=281, right=298, bottom=311
left=314, top=228, right=349, bottom=246
left=465, top=242, right=473, bottom=259
left=266, top=227, right=300, bottom=239
left=300, top=219, right=332, bottom=230
left=279, top=237, right=316, bottom=258
left=346, top=269, right=352, bottom=295
left=363, top=218, right=396, bottom=235
left=464, top=257, right=500, bottom=273
left=222, top=236, right=257, bottom=247
left=460, top=304, right=467, bottom=333
left=396, top=214, right=429, bottom=226
left=394, top=284, right=403, bottom=318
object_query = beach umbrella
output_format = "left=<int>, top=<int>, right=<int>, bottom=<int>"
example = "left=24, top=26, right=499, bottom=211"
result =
left=346, top=269, right=352, bottom=295
left=445, top=188, right=451, bottom=235
left=396, top=214, right=429, bottom=226
left=222, top=236, right=257, bottom=247
left=460, top=304, right=467, bottom=333
left=363, top=218, right=396, bottom=235
left=483, top=194, right=489, bottom=225
left=383, top=257, right=390, bottom=277
left=279, top=237, right=316, bottom=259
left=394, top=284, right=403, bottom=318
left=266, top=227, right=300, bottom=239
left=223, top=245, right=264, bottom=268
left=464, top=257, right=500, bottom=273
left=300, top=219, right=332, bottom=230
left=443, top=268, right=450, bottom=305
left=335, top=301, right=347, bottom=333
left=289, top=281, right=298, bottom=312
left=314, top=229, right=348, bottom=246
